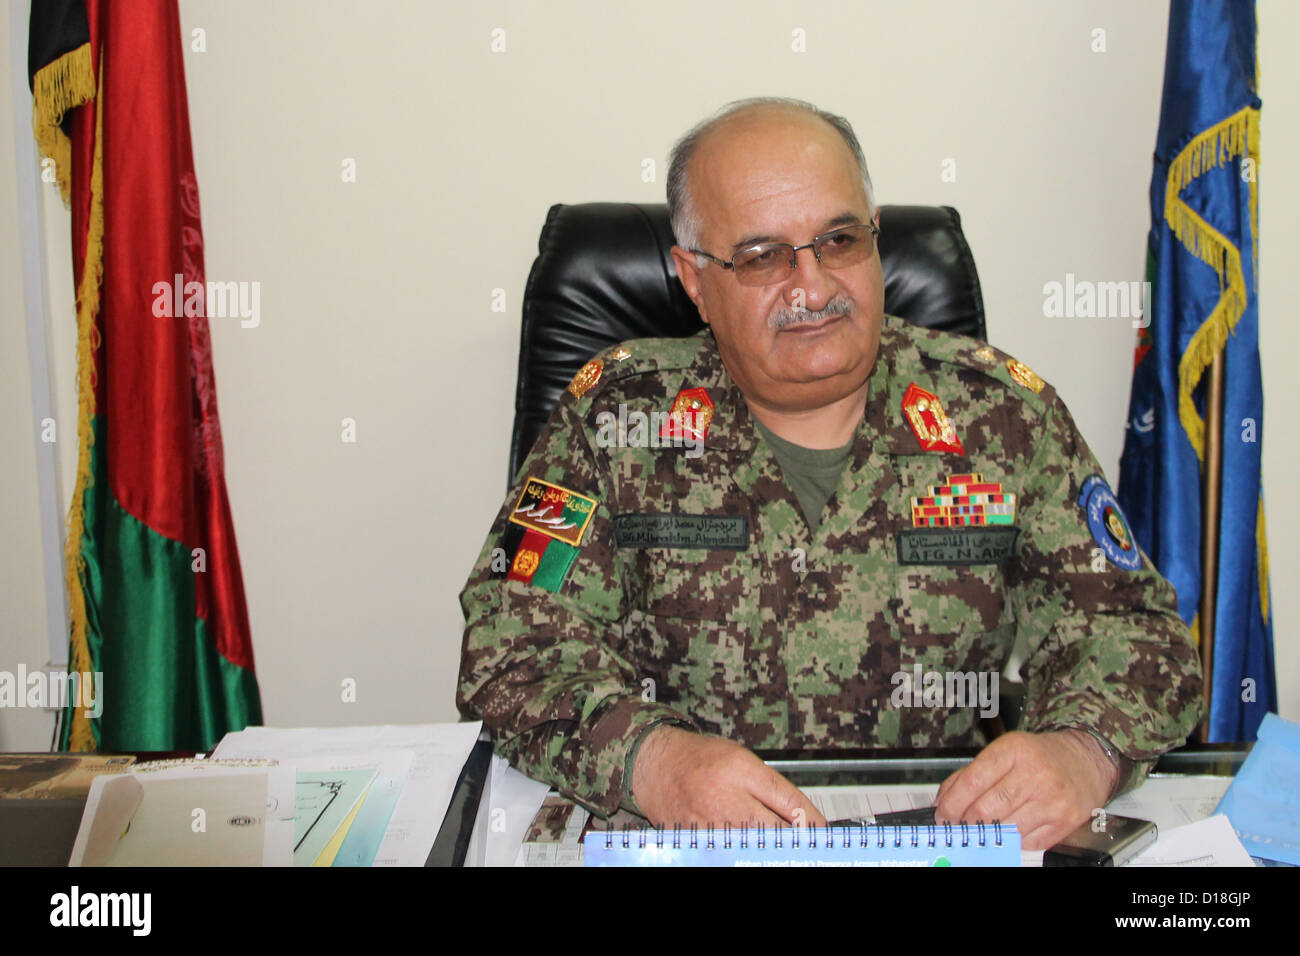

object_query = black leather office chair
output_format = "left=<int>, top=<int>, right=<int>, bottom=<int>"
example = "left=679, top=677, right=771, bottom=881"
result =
left=507, top=201, right=1021, bottom=734
left=509, top=203, right=986, bottom=483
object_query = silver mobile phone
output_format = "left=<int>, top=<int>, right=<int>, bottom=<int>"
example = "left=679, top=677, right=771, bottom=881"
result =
left=1042, top=813, right=1157, bottom=866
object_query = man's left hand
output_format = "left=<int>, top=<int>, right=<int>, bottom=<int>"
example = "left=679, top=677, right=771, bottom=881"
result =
left=933, top=730, right=1118, bottom=851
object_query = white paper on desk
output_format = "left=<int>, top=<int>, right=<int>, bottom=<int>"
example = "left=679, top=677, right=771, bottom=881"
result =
left=69, top=762, right=295, bottom=866
left=804, top=783, right=938, bottom=822
left=1031, top=775, right=1234, bottom=867
left=213, top=722, right=481, bottom=867
left=483, top=755, right=551, bottom=867
left=1129, top=814, right=1254, bottom=867
left=1106, top=774, right=1233, bottom=834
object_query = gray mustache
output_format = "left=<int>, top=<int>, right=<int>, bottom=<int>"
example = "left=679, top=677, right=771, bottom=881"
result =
left=769, top=296, right=853, bottom=330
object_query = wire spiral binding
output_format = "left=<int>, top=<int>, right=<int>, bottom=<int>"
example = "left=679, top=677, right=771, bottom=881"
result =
left=603, top=820, right=1005, bottom=850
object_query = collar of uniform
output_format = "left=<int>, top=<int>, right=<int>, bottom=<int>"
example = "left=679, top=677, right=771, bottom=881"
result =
left=673, top=329, right=758, bottom=455
left=861, top=315, right=942, bottom=458
left=677, top=315, right=935, bottom=457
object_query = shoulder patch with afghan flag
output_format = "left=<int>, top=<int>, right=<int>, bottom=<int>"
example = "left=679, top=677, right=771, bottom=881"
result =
left=496, top=478, right=598, bottom=591
left=1078, top=474, right=1142, bottom=571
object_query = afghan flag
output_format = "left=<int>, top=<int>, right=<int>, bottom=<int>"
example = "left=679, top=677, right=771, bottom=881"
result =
left=29, top=0, right=262, bottom=751
left=1118, top=0, right=1274, bottom=741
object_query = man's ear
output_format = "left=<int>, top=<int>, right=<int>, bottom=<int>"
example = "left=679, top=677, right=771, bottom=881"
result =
left=669, top=245, right=711, bottom=326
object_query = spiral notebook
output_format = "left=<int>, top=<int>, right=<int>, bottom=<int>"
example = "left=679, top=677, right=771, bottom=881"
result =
left=583, top=822, right=1020, bottom=867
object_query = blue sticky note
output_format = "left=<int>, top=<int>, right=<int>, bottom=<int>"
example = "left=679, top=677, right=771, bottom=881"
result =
left=1213, top=713, right=1300, bottom=865
left=293, top=769, right=378, bottom=867
left=332, top=773, right=406, bottom=867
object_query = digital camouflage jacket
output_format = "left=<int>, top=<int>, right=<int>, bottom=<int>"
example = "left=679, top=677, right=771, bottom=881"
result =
left=457, top=316, right=1204, bottom=817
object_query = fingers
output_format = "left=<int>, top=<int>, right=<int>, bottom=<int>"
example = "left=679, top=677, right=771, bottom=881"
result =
left=751, top=762, right=827, bottom=826
left=739, top=801, right=790, bottom=829
left=1020, top=823, right=1066, bottom=852
left=787, top=789, right=828, bottom=828
left=935, top=766, right=961, bottom=807
left=935, top=739, right=1019, bottom=823
left=636, top=733, right=828, bottom=830
left=934, top=733, right=1100, bottom=851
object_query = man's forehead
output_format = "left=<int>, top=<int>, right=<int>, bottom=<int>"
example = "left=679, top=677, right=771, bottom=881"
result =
left=697, top=108, right=845, bottom=170
left=692, top=110, right=867, bottom=239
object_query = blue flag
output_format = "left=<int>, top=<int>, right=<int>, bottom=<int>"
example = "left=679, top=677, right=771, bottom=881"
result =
left=1118, top=0, right=1274, bottom=742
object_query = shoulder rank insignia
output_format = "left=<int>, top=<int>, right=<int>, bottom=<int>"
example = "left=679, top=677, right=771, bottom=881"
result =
left=901, top=383, right=965, bottom=455
left=974, top=346, right=996, bottom=363
left=658, top=387, right=715, bottom=445
left=911, top=473, right=1015, bottom=527
left=1077, top=474, right=1141, bottom=571
left=568, top=359, right=604, bottom=399
left=1006, top=359, right=1045, bottom=394
left=500, top=477, right=598, bottom=591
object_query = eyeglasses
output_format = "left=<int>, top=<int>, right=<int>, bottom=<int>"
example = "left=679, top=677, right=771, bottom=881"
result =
left=690, top=222, right=880, bottom=286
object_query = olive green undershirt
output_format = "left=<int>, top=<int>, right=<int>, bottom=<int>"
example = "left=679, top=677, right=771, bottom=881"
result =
left=751, top=418, right=855, bottom=534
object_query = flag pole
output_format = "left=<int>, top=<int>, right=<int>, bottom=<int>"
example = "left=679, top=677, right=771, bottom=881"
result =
left=1197, top=350, right=1226, bottom=742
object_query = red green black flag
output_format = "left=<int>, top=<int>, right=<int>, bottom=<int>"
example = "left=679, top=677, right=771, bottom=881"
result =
left=29, top=0, right=262, bottom=750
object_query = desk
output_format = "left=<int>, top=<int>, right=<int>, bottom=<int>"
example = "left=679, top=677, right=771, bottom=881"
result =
left=0, top=746, right=488, bottom=867
left=0, top=743, right=1250, bottom=866
left=473, top=743, right=1250, bottom=867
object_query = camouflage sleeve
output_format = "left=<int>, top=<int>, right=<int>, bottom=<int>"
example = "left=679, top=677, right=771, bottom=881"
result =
left=1007, top=391, right=1204, bottom=793
left=457, top=399, right=697, bottom=818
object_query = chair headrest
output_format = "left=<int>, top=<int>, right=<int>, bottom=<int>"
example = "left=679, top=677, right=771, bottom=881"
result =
left=510, top=203, right=985, bottom=482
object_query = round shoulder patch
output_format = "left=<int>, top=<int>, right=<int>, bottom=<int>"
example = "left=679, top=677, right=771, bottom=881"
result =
left=1077, top=475, right=1142, bottom=570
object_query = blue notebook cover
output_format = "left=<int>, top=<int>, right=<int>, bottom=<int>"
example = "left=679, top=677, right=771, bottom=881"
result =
left=583, top=823, right=1020, bottom=867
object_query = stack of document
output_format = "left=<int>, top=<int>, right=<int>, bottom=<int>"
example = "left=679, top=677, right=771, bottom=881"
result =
left=70, top=759, right=296, bottom=866
left=69, top=722, right=481, bottom=866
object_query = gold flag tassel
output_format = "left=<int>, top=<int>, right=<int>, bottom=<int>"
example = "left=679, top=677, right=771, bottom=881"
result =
left=1257, top=496, right=1270, bottom=624
left=63, top=68, right=105, bottom=752
left=29, top=43, right=94, bottom=206
left=32, top=50, right=105, bottom=752
left=1166, top=105, right=1261, bottom=462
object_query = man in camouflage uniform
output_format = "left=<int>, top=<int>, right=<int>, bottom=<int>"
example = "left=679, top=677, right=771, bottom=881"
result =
left=458, top=98, right=1203, bottom=850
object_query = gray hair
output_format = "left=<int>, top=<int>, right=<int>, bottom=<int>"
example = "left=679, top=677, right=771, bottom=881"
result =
left=666, top=97, right=876, bottom=265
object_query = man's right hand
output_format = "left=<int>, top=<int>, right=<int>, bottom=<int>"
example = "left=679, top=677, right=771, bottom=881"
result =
left=630, top=725, right=827, bottom=828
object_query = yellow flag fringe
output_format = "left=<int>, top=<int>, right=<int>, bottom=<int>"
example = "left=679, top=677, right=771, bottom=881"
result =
left=31, top=54, right=105, bottom=752
left=63, top=68, right=105, bottom=752
left=1257, top=497, right=1270, bottom=622
left=1166, top=106, right=1260, bottom=462
left=29, top=43, right=94, bottom=207
left=1163, top=103, right=1270, bottom=644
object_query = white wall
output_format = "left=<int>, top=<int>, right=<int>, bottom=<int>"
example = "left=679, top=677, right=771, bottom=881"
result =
left=1256, top=1, right=1300, bottom=720
left=0, top=0, right=56, bottom=749
left=2, top=0, right=1296, bottom=747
